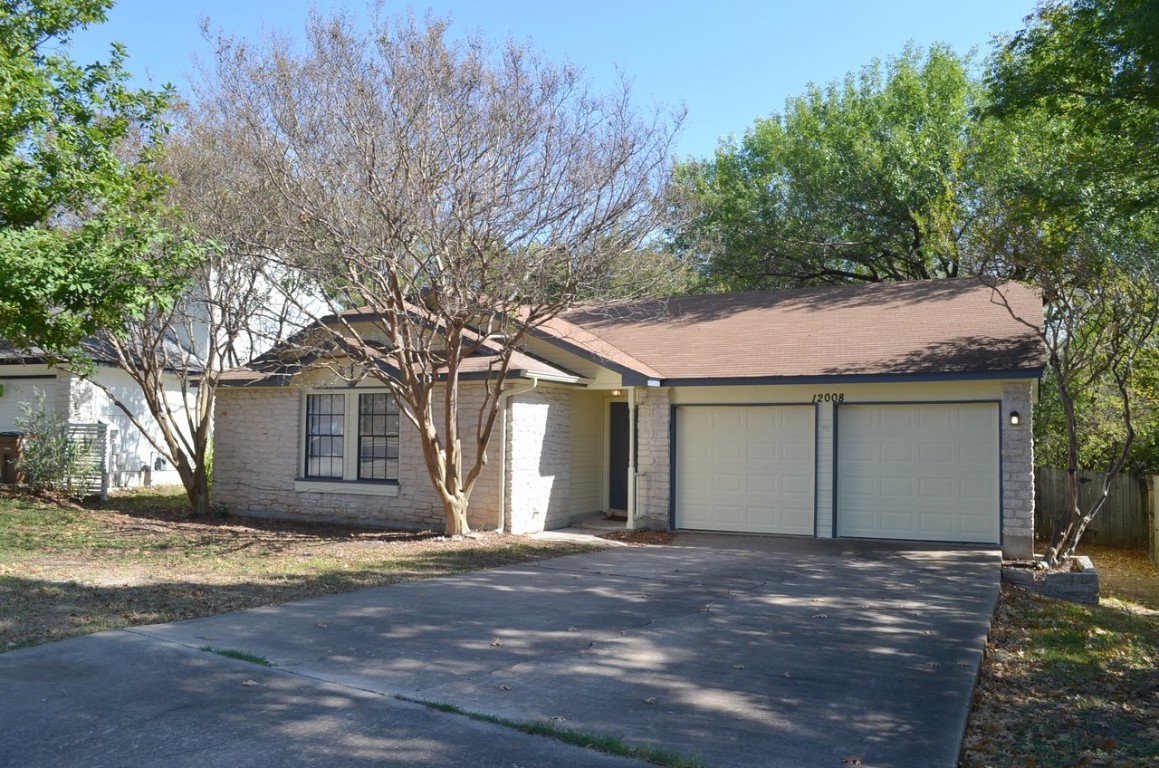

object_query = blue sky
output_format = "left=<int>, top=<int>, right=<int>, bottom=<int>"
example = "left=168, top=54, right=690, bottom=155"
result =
left=68, top=1, right=1034, bottom=160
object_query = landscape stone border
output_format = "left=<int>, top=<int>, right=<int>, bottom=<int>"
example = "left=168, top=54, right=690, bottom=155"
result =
left=1001, top=555, right=1100, bottom=605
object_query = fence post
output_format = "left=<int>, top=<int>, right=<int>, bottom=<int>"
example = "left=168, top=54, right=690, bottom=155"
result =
left=1148, top=475, right=1159, bottom=567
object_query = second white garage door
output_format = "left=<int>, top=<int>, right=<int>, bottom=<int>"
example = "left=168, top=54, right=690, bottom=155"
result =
left=675, top=405, right=815, bottom=535
left=836, top=402, right=1000, bottom=544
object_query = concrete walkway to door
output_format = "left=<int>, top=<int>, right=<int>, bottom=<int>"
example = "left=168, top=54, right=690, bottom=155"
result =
left=0, top=534, right=999, bottom=768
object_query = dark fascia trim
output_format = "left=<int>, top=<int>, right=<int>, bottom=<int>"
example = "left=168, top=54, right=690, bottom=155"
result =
left=0, top=374, right=57, bottom=380
left=657, top=369, right=1044, bottom=388
left=217, top=367, right=570, bottom=389
left=0, top=357, right=203, bottom=378
left=0, top=356, right=116, bottom=369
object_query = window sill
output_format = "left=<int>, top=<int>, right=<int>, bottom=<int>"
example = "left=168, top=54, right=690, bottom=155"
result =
left=294, top=479, right=400, bottom=497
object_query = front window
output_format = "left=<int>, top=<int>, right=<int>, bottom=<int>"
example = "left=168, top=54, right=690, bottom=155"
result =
left=305, top=394, right=345, bottom=478
left=358, top=393, right=399, bottom=480
left=302, top=390, right=400, bottom=484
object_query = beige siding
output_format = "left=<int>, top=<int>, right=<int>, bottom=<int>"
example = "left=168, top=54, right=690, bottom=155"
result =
left=568, top=391, right=604, bottom=518
left=519, top=336, right=623, bottom=388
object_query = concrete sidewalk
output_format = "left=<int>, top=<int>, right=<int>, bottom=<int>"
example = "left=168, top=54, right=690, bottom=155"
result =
left=0, top=535, right=1000, bottom=768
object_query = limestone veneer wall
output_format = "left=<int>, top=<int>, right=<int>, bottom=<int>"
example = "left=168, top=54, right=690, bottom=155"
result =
left=213, top=385, right=500, bottom=531
left=506, top=386, right=572, bottom=534
left=1001, top=381, right=1035, bottom=559
left=635, top=387, right=671, bottom=530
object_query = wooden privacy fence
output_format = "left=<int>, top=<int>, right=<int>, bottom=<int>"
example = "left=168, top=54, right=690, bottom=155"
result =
left=1034, top=467, right=1150, bottom=549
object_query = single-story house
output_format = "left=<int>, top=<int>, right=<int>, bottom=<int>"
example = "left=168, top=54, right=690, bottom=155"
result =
left=213, top=279, right=1045, bottom=558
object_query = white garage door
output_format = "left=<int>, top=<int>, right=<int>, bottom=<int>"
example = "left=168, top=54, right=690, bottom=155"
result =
left=676, top=405, right=815, bottom=535
left=0, top=378, right=56, bottom=431
left=836, top=403, right=1000, bottom=544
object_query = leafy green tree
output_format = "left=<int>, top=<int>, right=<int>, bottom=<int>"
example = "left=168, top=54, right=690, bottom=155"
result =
left=1034, top=347, right=1159, bottom=477
left=975, top=0, right=1159, bottom=565
left=971, top=96, right=1159, bottom=566
left=668, top=44, right=978, bottom=290
left=987, top=0, right=1159, bottom=215
left=0, top=0, right=194, bottom=355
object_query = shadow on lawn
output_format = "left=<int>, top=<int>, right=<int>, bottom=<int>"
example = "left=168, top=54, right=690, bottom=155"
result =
left=0, top=544, right=593, bottom=652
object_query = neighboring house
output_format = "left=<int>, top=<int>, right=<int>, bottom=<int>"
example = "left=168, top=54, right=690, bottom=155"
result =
left=213, top=279, right=1045, bottom=558
left=0, top=344, right=193, bottom=488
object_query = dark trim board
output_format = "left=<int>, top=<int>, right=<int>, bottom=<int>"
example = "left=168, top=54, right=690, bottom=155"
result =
left=0, top=375, right=57, bottom=381
left=659, top=370, right=1041, bottom=388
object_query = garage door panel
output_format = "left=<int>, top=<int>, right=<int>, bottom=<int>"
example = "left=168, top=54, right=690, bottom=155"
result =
left=837, top=403, right=999, bottom=545
left=959, top=478, right=996, bottom=500
left=919, top=443, right=953, bottom=463
left=918, top=477, right=953, bottom=498
left=920, top=513, right=955, bottom=535
left=676, top=405, right=815, bottom=535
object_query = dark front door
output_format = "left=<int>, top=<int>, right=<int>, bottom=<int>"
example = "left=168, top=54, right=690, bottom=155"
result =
left=608, top=402, right=630, bottom=511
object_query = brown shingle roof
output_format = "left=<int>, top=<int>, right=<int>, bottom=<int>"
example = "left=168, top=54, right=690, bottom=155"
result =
left=556, top=279, right=1045, bottom=382
left=220, top=336, right=579, bottom=387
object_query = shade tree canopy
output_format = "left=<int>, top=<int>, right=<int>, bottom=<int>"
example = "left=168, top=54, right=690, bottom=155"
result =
left=667, top=45, right=978, bottom=290
left=0, top=0, right=196, bottom=355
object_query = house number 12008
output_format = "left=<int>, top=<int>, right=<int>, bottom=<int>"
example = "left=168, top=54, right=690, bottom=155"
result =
left=812, top=393, right=845, bottom=403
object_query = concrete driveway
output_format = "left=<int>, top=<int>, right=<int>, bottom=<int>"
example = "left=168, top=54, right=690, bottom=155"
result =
left=0, top=534, right=999, bottom=768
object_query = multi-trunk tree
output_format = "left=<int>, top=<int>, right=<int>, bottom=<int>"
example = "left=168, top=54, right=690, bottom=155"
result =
left=182, top=11, right=680, bottom=533
left=979, top=0, right=1159, bottom=565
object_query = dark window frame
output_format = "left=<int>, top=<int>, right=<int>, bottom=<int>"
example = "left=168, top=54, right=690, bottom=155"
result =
left=357, top=392, right=400, bottom=482
left=304, top=393, right=345, bottom=479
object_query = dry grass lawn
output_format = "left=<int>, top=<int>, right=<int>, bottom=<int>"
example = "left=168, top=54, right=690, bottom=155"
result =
left=0, top=488, right=597, bottom=652
left=5, top=487, right=1157, bottom=767
left=960, top=544, right=1159, bottom=767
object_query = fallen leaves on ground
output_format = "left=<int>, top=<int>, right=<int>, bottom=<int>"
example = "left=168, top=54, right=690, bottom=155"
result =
left=598, top=530, right=677, bottom=545
left=960, top=546, right=1159, bottom=768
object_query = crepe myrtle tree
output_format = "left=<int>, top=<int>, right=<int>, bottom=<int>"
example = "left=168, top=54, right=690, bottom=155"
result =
left=192, top=10, right=681, bottom=534
left=979, top=220, right=1159, bottom=566
left=47, top=93, right=315, bottom=517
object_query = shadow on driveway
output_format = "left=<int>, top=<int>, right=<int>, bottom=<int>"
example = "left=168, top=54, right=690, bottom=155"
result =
left=0, top=534, right=999, bottom=768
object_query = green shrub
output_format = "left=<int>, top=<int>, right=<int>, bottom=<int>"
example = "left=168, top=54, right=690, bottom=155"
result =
left=15, top=391, right=83, bottom=494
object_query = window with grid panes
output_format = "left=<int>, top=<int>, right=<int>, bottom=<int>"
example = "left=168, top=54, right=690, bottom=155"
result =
left=304, top=394, right=344, bottom=478
left=357, top=393, right=399, bottom=481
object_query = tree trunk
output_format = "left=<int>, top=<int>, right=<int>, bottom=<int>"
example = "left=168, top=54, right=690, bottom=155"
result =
left=173, top=453, right=210, bottom=516
left=442, top=493, right=471, bottom=536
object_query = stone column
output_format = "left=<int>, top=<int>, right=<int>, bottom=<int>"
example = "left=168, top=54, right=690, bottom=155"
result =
left=1001, top=381, right=1035, bottom=559
left=634, top=388, right=671, bottom=530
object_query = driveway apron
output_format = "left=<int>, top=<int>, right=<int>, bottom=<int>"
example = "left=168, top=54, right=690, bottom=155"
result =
left=0, top=535, right=999, bottom=768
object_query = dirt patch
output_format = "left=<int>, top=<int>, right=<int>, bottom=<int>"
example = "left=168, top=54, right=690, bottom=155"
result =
left=599, top=530, right=678, bottom=545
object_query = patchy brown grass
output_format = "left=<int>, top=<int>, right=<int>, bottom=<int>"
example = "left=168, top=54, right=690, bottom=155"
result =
left=961, top=547, right=1159, bottom=768
left=0, top=488, right=598, bottom=652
